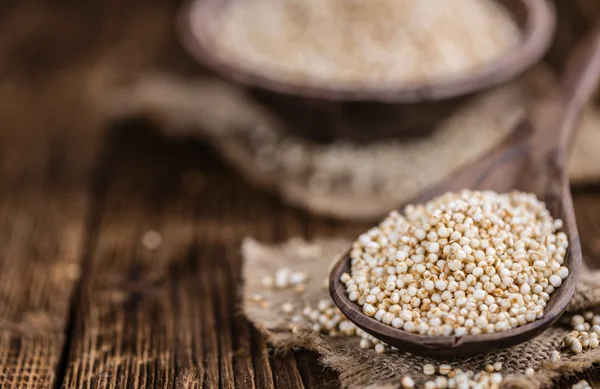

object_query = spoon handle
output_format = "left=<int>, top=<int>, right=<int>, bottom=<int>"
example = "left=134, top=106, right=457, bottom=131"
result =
left=530, top=18, right=600, bottom=162
left=516, top=18, right=600, bottom=197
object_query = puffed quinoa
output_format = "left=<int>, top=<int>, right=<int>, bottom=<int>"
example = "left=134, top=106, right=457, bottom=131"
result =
left=281, top=302, right=294, bottom=314
left=296, top=298, right=391, bottom=353
left=525, top=367, right=535, bottom=376
left=571, top=315, right=585, bottom=326
left=214, top=0, right=520, bottom=87
left=249, top=294, right=265, bottom=303
left=572, top=380, right=592, bottom=389
left=490, top=373, right=503, bottom=385
left=261, top=275, right=274, bottom=288
left=401, top=376, right=415, bottom=389
left=562, top=311, right=600, bottom=354
left=424, top=364, right=436, bottom=375
left=289, top=271, right=307, bottom=286
left=571, top=340, right=583, bottom=354
left=439, top=364, right=452, bottom=375
left=425, top=381, right=437, bottom=389
left=435, top=376, right=448, bottom=389
left=263, top=268, right=310, bottom=290
left=424, top=369, right=504, bottom=389
left=343, top=190, right=568, bottom=336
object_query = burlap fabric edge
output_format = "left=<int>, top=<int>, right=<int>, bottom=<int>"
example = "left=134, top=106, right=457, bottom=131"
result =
left=103, top=70, right=600, bottom=223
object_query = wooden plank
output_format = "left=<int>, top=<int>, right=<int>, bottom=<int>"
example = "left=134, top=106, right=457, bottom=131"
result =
left=271, top=355, right=305, bottom=389
left=0, top=165, right=93, bottom=389
left=60, top=125, right=190, bottom=389
left=573, top=191, right=600, bottom=268
left=0, top=86, right=98, bottom=388
left=0, top=3, right=102, bottom=386
left=250, top=327, right=275, bottom=389
left=0, top=3, right=177, bottom=385
left=296, top=353, right=339, bottom=389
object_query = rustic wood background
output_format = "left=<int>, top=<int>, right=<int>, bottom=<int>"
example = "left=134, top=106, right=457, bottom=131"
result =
left=2, top=1, right=600, bottom=388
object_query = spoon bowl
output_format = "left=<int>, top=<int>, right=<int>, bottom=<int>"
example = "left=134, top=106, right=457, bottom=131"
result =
left=330, top=227, right=579, bottom=358
left=329, top=21, right=600, bottom=358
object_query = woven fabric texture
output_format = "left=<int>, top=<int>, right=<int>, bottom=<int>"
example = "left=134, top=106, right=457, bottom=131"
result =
left=107, top=68, right=600, bottom=222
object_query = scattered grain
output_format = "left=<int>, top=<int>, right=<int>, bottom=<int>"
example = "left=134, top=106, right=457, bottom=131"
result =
left=439, top=364, right=452, bottom=375
left=401, top=375, right=415, bottom=389
left=562, top=311, right=600, bottom=354
left=424, top=364, right=436, bottom=375
left=572, top=380, right=592, bottom=389
left=281, top=302, right=294, bottom=314
left=525, top=367, right=535, bottom=376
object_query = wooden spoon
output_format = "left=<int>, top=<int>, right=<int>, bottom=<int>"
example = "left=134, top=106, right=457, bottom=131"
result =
left=329, top=21, right=600, bottom=358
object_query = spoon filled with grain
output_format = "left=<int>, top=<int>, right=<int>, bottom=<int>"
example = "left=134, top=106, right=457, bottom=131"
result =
left=329, top=21, right=600, bottom=358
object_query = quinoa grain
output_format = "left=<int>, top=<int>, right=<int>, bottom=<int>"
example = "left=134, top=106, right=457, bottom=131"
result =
left=343, top=190, right=568, bottom=336
left=214, top=0, right=520, bottom=86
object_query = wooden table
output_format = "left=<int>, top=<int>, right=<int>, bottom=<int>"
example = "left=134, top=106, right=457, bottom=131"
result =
left=0, top=120, right=599, bottom=389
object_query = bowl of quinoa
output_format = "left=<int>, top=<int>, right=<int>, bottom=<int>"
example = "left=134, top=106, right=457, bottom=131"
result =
left=179, top=0, right=555, bottom=102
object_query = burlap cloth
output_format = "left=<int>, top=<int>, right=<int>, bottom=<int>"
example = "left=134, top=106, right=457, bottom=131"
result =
left=105, top=66, right=600, bottom=222
left=242, top=237, right=600, bottom=389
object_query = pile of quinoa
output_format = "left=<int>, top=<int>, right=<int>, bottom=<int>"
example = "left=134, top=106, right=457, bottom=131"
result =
left=342, top=190, right=569, bottom=336
left=213, top=0, right=520, bottom=86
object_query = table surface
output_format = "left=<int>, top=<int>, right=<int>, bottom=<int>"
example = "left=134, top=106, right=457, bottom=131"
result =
left=0, top=121, right=600, bottom=389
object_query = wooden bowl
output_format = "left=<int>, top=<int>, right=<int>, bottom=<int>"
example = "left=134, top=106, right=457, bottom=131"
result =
left=177, top=0, right=556, bottom=143
left=178, top=0, right=555, bottom=103
left=244, top=90, right=466, bottom=143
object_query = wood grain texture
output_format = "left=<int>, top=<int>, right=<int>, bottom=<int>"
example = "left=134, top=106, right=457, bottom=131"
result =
left=574, top=189, right=600, bottom=267
left=58, top=124, right=339, bottom=389
left=0, top=4, right=104, bottom=387
left=0, top=158, right=94, bottom=389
